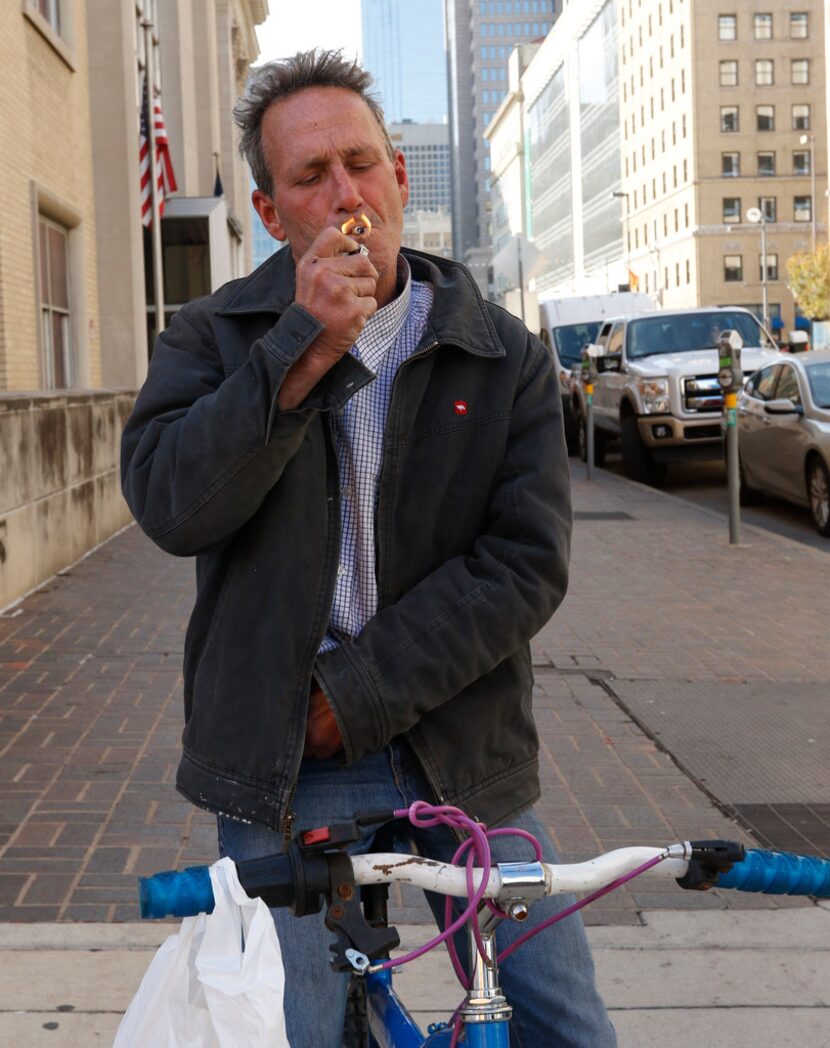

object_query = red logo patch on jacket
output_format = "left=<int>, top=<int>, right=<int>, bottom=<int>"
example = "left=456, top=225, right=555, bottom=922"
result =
left=453, top=401, right=468, bottom=415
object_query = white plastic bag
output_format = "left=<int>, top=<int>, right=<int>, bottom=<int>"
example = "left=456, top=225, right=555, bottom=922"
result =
left=114, top=857, right=290, bottom=1047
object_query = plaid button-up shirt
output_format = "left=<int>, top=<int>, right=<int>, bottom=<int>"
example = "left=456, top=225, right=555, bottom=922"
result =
left=319, top=257, right=433, bottom=653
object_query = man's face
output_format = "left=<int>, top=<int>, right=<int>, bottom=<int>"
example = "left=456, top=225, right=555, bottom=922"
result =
left=254, top=87, right=409, bottom=303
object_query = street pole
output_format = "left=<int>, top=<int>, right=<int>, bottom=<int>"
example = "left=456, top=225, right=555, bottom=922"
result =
left=586, top=380, right=595, bottom=483
left=717, top=330, right=744, bottom=546
left=760, top=217, right=769, bottom=332
left=143, top=17, right=166, bottom=337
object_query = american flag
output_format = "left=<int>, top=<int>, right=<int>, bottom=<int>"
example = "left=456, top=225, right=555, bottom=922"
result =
left=139, top=75, right=177, bottom=227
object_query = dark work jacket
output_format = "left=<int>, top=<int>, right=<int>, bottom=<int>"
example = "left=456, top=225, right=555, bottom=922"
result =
left=121, top=247, right=572, bottom=832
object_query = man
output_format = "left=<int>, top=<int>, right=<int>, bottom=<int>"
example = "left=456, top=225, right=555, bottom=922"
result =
left=121, top=50, right=615, bottom=1047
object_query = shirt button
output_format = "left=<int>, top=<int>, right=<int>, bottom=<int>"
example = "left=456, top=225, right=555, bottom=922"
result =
left=342, top=485, right=353, bottom=498
left=337, top=564, right=348, bottom=578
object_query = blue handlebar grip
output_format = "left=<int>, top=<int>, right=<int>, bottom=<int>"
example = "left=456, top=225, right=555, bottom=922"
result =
left=139, top=865, right=215, bottom=918
left=719, top=849, right=830, bottom=897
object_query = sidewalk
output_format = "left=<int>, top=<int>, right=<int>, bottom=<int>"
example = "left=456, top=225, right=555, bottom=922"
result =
left=0, top=463, right=828, bottom=1043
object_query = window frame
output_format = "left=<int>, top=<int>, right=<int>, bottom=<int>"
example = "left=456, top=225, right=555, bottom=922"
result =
left=722, top=152, right=740, bottom=177
left=724, top=254, right=743, bottom=282
left=720, top=105, right=739, bottom=132
left=722, top=196, right=742, bottom=223
left=791, top=58, right=810, bottom=85
left=759, top=196, right=777, bottom=222
left=754, top=59, right=774, bottom=86
left=753, top=13, right=773, bottom=39
left=719, top=59, right=738, bottom=87
left=789, top=12, right=808, bottom=39
left=794, top=195, right=812, bottom=222
left=757, top=151, right=776, bottom=176
left=792, top=104, right=810, bottom=131
left=718, top=13, right=737, bottom=40
left=755, top=105, right=774, bottom=132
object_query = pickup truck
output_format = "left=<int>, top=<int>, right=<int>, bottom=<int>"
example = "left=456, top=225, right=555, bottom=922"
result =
left=571, top=306, right=780, bottom=486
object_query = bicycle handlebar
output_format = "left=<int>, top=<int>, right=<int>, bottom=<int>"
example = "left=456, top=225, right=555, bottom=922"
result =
left=139, top=843, right=830, bottom=920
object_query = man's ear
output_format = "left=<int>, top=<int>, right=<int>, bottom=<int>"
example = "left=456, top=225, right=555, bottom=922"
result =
left=394, top=150, right=409, bottom=209
left=252, top=189, right=286, bottom=242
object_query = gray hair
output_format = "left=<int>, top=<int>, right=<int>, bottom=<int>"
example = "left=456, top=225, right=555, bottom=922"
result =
left=234, top=49, right=394, bottom=196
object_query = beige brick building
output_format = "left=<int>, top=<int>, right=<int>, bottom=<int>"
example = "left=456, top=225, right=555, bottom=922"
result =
left=0, top=0, right=102, bottom=392
left=0, top=0, right=267, bottom=610
left=620, top=0, right=825, bottom=336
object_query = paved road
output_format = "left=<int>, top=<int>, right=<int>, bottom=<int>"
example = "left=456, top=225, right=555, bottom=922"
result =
left=597, top=452, right=829, bottom=554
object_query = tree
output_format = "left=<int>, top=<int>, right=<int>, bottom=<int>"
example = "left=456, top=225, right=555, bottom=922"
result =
left=786, top=245, right=830, bottom=320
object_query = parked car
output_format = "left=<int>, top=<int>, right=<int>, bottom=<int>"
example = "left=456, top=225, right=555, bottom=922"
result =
left=571, top=307, right=779, bottom=485
left=538, top=292, right=654, bottom=453
left=738, top=349, right=830, bottom=536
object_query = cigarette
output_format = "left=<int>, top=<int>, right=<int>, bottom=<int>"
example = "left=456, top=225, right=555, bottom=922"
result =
left=340, top=215, right=372, bottom=253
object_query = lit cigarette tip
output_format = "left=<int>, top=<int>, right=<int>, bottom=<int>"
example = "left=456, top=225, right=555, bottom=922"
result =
left=341, top=214, right=373, bottom=238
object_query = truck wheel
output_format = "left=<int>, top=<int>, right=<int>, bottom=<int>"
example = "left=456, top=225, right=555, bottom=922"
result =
left=807, top=456, right=830, bottom=536
left=621, top=414, right=665, bottom=486
left=577, top=413, right=606, bottom=466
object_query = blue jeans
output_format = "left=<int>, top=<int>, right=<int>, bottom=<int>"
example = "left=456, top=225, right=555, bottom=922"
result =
left=218, top=741, right=616, bottom=1048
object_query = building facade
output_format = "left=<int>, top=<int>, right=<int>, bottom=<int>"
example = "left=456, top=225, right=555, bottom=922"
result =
left=1, top=0, right=102, bottom=392
left=361, top=0, right=448, bottom=124
left=495, top=0, right=825, bottom=336
left=445, top=0, right=557, bottom=291
left=615, top=0, right=824, bottom=332
left=0, top=0, right=267, bottom=610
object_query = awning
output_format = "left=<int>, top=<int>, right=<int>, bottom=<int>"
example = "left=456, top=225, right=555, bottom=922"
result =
left=795, top=316, right=812, bottom=330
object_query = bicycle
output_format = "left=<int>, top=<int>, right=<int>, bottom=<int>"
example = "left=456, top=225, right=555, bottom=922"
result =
left=139, top=799, right=830, bottom=1047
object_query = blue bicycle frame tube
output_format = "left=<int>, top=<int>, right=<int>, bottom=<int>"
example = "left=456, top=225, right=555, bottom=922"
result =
left=366, top=968, right=425, bottom=1048
left=464, top=1022, right=510, bottom=1048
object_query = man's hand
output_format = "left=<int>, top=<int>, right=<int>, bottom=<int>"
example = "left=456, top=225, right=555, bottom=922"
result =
left=278, top=227, right=378, bottom=410
left=303, top=682, right=344, bottom=760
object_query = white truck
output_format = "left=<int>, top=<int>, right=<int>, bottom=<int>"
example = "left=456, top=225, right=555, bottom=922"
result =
left=538, top=292, right=655, bottom=452
left=573, top=306, right=780, bottom=486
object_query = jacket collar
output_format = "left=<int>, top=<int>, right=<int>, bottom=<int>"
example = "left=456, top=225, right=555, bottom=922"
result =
left=213, top=244, right=504, bottom=359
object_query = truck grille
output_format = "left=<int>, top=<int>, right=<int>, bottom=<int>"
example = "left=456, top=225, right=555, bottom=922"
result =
left=682, top=375, right=723, bottom=413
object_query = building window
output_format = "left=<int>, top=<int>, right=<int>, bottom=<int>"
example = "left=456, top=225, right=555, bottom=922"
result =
left=756, top=105, right=774, bottom=131
left=792, top=104, right=810, bottom=130
left=719, top=60, right=738, bottom=86
left=757, top=152, right=776, bottom=176
left=759, top=197, right=777, bottom=222
left=721, top=105, right=739, bottom=132
left=722, top=152, right=740, bottom=177
left=753, top=13, right=772, bottom=39
left=36, top=0, right=62, bottom=34
left=755, top=59, right=774, bottom=86
left=790, top=12, right=808, bottom=38
left=718, top=14, right=736, bottom=40
left=760, top=253, right=778, bottom=281
left=723, top=197, right=741, bottom=222
left=791, top=59, right=809, bottom=85
left=793, top=150, right=810, bottom=176
left=724, top=255, right=742, bottom=282
left=794, top=196, right=812, bottom=222
left=38, top=215, right=72, bottom=389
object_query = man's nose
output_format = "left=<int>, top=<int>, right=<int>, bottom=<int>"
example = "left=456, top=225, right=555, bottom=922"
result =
left=332, top=165, right=362, bottom=212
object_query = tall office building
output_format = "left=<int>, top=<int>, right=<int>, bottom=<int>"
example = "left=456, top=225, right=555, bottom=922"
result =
left=489, top=0, right=825, bottom=335
left=361, top=0, right=448, bottom=123
left=446, top=0, right=556, bottom=291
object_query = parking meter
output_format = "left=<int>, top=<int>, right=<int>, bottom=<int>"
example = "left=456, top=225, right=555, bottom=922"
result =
left=581, top=345, right=600, bottom=480
left=717, top=329, right=744, bottom=394
left=717, top=329, right=744, bottom=545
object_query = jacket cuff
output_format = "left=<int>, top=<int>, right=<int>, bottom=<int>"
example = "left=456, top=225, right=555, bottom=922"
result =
left=262, top=303, right=324, bottom=366
left=313, top=644, right=388, bottom=764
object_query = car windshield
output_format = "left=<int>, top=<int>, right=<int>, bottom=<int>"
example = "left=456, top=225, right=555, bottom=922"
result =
left=627, top=312, right=776, bottom=359
left=805, top=361, right=830, bottom=408
left=553, top=322, right=602, bottom=368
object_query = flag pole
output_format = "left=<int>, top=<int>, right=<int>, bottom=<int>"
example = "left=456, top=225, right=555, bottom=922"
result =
left=142, top=17, right=166, bottom=336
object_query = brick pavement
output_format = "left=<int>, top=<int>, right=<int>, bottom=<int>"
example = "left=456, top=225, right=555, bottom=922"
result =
left=0, top=466, right=822, bottom=924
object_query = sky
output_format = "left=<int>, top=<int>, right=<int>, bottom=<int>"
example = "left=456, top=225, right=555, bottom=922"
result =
left=255, top=2, right=363, bottom=64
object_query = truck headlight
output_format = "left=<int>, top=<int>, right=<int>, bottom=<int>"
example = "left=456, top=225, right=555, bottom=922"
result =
left=638, top=378, right=670, bottom=414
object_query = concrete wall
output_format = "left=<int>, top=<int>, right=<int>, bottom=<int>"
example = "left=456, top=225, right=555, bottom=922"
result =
left=0, top=392, right=135, bottom=610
